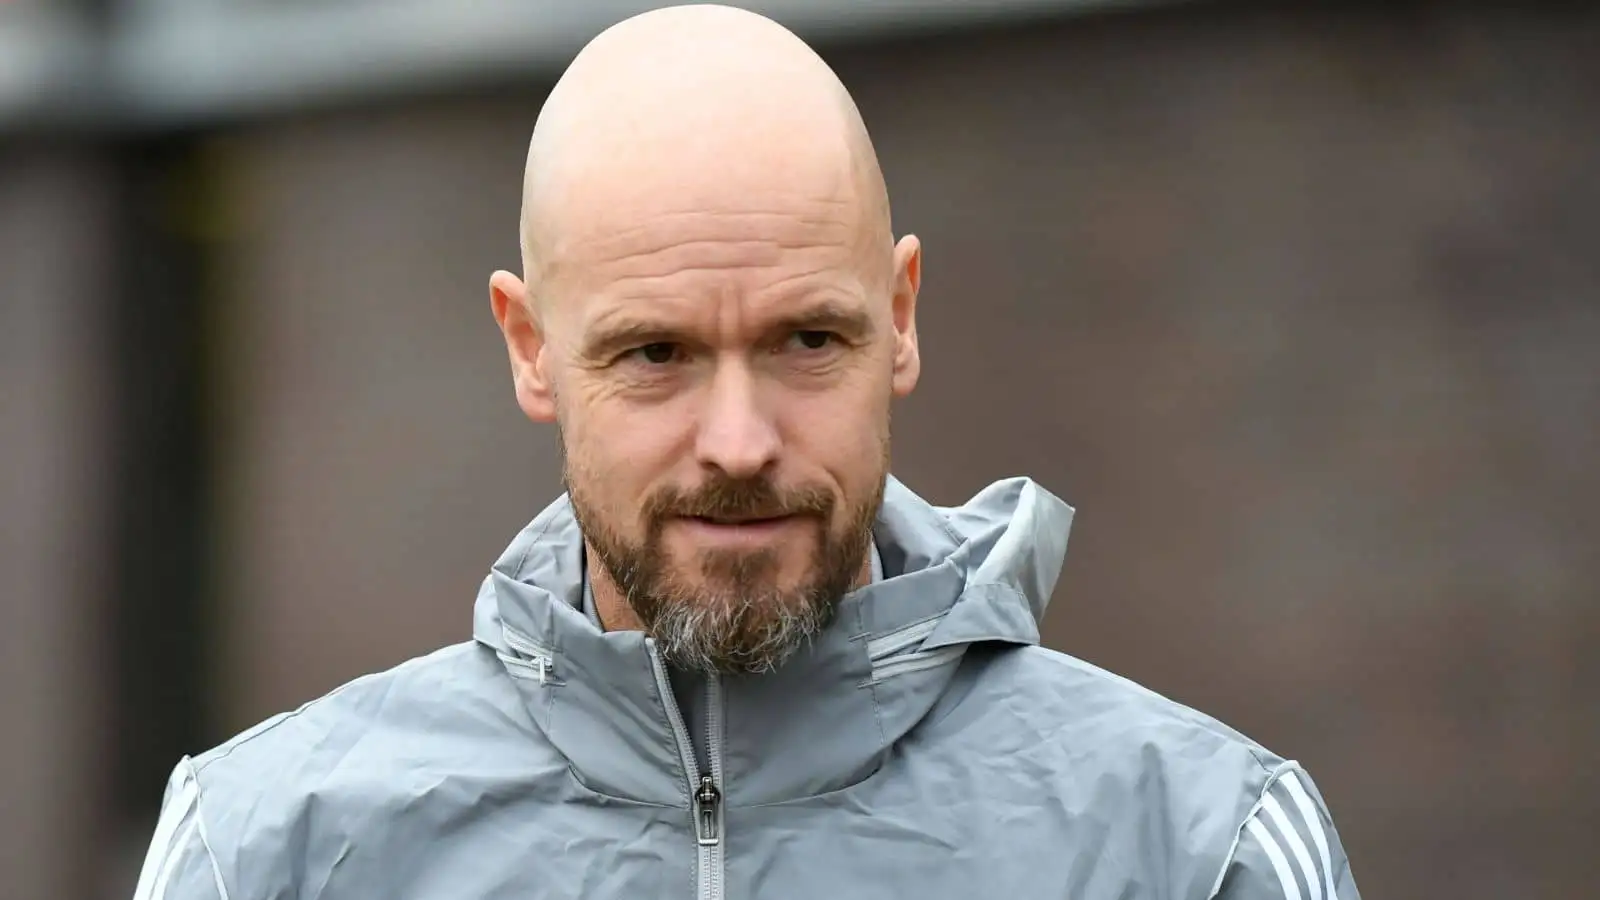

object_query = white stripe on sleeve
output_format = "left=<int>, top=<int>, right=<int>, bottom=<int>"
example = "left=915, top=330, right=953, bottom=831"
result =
left=150, top=816, right=200, bottom=899
left=132, top=773, right=198, bottom=900
left=1282, top=772, right=1340, bottom=900
left=1262, top=794, right=1322, bottom=900
left=193, top=799, right=232, bottom=900
left=1244, top=817, right=1303, bottom=900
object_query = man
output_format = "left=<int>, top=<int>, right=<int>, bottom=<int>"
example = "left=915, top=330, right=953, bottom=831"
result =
left=133, top=5, right=1360, bottom=899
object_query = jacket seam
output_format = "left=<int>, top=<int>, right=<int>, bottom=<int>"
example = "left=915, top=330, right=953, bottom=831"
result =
left=510, top=504, right=565, bottom=580
left=180, top=757, right=234, bottom=900
left=194, top=674, right=373, bottom=775
left=1205, top=758, right=1303, bottom=900
left=1032, top=649, right=1274, bottom=759
left=947, top=582, right=1036, bottom=640
left=193, top=647, right=467, bottom=776
left=852, top=610, right=947, bottom=649
left=929, top=511, right=966, bottom=548
left=852, top=599, right=891, bottom=748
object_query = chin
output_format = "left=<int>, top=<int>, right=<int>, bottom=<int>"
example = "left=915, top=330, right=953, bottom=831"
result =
left=689, top=564, right=807, bottom=596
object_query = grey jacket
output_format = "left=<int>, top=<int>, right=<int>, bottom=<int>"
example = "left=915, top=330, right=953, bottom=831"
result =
left=133, top=476, right=1360, bottom=900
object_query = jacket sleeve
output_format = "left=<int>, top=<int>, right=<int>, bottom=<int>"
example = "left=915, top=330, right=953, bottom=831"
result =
left=130, top=759, right=231, bottom=900
left=1212, top=765, right=1361, bottom=900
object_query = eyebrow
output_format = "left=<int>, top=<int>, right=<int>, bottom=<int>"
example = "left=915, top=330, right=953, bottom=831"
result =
left=580, top=299, right=875, bottom=361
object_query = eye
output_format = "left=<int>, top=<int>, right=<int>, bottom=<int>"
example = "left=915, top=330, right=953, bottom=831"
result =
left=789, top=330, right=836, bottom=351
left=631, top=342, right=678, bottom=365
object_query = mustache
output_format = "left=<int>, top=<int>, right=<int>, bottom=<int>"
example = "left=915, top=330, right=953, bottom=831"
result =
left=643, top=475, right=834, bottom=522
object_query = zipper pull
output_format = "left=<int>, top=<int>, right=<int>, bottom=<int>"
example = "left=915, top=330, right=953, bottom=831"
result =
left=694, top=773, right=722, bottom=846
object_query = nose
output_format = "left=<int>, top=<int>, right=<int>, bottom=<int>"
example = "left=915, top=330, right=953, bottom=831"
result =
left=694, top=358, right=780, bottom=479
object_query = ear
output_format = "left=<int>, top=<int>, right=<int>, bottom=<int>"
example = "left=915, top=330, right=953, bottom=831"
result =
left=889, top=234, right=922, bottom=397
left=489, top=269, right=556, bottom=423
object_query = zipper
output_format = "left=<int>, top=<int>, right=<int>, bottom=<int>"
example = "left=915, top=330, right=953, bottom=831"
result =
left=694, top=773, right=722, bottom=846
left=868, top=645, right=965, bottom=683
left=647, top=641, right=726, bottom=900
left=865, top=615, right=943, bottom=662
left=501, top=623, right=556, bottom=660
left=500, top=625, right=558, bottom=685
left=703, top=675, right=726, bottom=899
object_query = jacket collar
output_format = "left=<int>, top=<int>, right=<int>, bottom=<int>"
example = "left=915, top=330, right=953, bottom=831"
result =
left=472, top=475, right=1072, bottom=805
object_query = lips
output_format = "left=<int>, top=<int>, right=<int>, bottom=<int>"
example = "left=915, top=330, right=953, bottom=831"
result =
left=672, top=515, right=803, bottom=545
left=693, top=515, right=788, bottom=526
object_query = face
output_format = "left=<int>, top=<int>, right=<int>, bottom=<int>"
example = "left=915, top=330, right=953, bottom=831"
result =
left=493, top=160, right=921, bottom=674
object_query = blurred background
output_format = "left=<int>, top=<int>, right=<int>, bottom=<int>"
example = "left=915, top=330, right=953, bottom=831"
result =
left=2, top=1, right=1597, bottom=898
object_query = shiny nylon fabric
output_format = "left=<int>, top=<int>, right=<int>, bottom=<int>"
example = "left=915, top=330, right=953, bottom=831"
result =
left=141, top=476, right=1358, bottom=899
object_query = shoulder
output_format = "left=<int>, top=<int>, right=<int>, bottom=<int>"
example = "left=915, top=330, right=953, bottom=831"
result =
left=945, top=644, right=1337, bottom=897
left=175, top=641, right=556, bottom=895
left=977, top=643, right=1281, bottom=770
left=1212, top=765, right=1362, bottom=899
left=190, top=641, right=514, bottom=784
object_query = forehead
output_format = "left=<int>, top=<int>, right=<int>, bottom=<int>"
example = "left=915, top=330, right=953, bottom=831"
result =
left=545, top=185, right=878, bottom=334
left=579, top=221, right=874, bottom=347
left=537, top=110, right=872, bottom=254
left=550, top=144, right=857, bottom=250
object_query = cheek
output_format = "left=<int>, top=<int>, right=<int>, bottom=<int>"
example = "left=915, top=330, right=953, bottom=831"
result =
left=566, top=402, right=691, bottom=500
left=784, top=388, right=890, bottom=490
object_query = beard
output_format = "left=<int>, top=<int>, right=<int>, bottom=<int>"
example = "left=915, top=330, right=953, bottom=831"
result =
left=565, top=458, right=885, bottom=676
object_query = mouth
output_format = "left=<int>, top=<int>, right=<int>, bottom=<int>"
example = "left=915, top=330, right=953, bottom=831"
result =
left=673, top=514, right=804, bottom=545
left=692, top=515, right=790, bottom=526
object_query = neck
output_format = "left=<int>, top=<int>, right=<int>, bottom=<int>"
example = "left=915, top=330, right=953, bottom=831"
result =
left=587, top=553, right=642, bottom=633
left=585, top=543, right=875, bottom=634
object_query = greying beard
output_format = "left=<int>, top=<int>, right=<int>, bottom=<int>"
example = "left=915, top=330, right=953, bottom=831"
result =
left=643, top=576, right=837, bottom=675
left=567, top=469, right=878, bottom=676
left=597, top=509, right=869, bottom=675
left=558, top=406, right=888, bottom=675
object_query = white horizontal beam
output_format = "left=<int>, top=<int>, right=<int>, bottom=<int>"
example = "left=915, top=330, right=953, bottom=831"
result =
left=2, top=0, right=1175, bottom=133
left=0, top=7, right=101, bottom=129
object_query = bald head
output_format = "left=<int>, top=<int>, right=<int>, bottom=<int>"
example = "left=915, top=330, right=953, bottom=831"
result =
left=488, top=5, right=923, bottom=673
left=518, top=4, right=892, bottom=305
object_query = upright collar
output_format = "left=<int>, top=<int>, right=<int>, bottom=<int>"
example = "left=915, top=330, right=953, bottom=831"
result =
left=472, top=476, right=1068, bottom=806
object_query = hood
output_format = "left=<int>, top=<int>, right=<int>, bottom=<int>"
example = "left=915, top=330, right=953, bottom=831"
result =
left=471, top=475, right=1073, bottom=804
